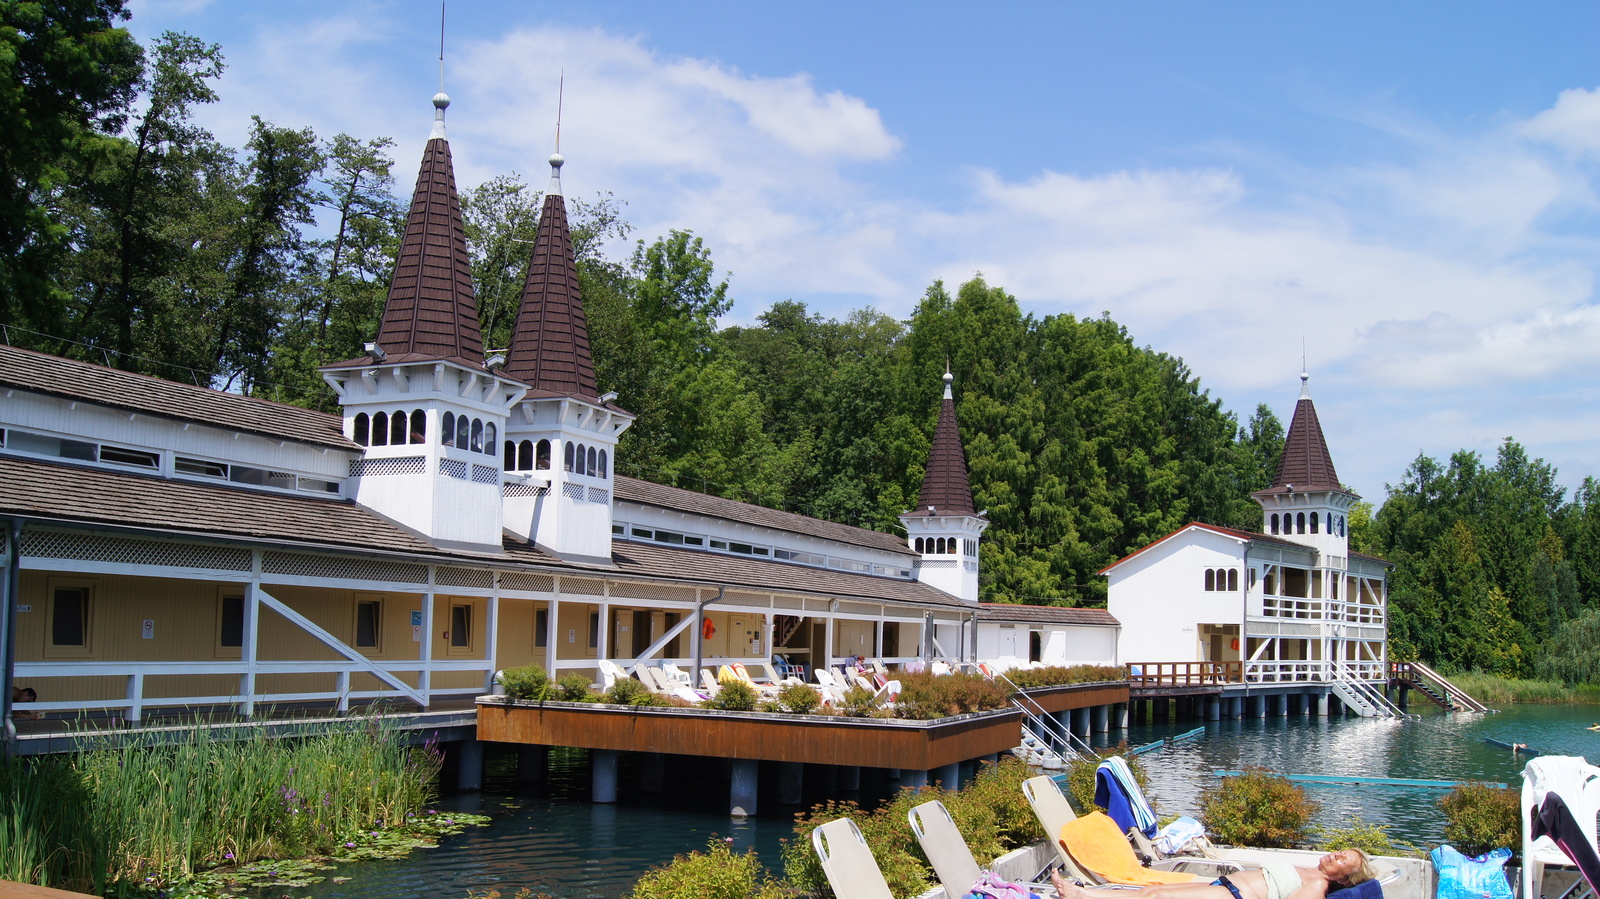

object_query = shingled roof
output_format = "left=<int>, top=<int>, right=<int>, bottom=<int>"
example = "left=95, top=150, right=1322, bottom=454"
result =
left=347, top=99, right=484, bottom=370
left=1255, top=375, right=1347, bottom=497
left=614, top=476, right=915, bottom=557
left=0, top=344, right=355, bottom=450
left=906, top=371, right=975, bottom=517
left=502, top=157, right=599, bottom=401
left=977, top=603, right=1120, bottom=626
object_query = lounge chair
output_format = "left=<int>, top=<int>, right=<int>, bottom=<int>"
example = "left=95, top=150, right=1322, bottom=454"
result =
left=1021, top=776, right=1235, bottom=887
left=1022, top=774, right=1100, bottom=885
left=638, top=666, right=703, bottom=704
left=1522, top=756, right=1600, bottom=899
left=759, top=661, right=805, bottom=687
left=811, top=817, right=894, bottom=899
left=813, top=668, right=848, bottom=705
left=908, top=798, right=1053, bottom=899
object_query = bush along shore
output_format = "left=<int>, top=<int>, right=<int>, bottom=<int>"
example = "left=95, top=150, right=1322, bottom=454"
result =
left=1443, top=670, right=1600, bottom=705
left=0, top=714, right=486, bottom=896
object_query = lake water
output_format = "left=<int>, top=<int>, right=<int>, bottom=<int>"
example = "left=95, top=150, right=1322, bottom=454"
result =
left=281, top=702, right=1600, bottom=899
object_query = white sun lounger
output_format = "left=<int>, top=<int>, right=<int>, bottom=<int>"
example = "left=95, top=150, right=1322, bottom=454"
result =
left=812, top=817, right=894, bottom=899
left=909, top=798, right=1053, bottom=899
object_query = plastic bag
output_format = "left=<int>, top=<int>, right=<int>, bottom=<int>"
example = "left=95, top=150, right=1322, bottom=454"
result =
left=1431, top=844, right=1513, bottom=899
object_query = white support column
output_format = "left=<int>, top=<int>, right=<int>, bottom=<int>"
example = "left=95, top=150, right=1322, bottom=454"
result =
left=240, top=580, right=260, bottom=718
left=597, top=593, right=611, bottom=663
left=545, top=598, right=560, bottom=674
left=822, top=611, right=836, bottom=673
left=763, top=614, right=776, bottom=664
left=420, top=584, right=435, bottom=708
left=127, top=673, right=144, bottom=723
left=875, top=618, right=885, bottom=660
left=485, top=594, right=500, bottom=692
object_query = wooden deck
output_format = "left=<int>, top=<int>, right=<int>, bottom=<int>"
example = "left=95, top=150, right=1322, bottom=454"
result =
left=476, top=699, right=1024, bottom=770
left=1013, top=682, right=1128, bottom=713
left=0, top=880, right=101, bottom=898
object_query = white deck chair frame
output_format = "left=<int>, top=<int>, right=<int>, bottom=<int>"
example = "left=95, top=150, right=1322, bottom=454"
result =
left=812, top=817, right=894, bottom=899
left=1521, top=756, right=1600, bottom=899
left=909, top=798, right=1053, bottom=899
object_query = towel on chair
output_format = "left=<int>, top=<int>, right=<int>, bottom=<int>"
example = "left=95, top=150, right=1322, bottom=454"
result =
left=1059, top=812, right=1198, bottom=885
left=1532, top=793, right=1600, bottom=894
left=1095, top=756, right=1158, bottom=838
left=1331, top=878, right=1385, bottom=899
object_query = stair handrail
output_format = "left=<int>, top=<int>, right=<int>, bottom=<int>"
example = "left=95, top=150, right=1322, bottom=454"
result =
left=1333, top=660, right=1415, bottom=719
left=1406, top=660, right=1493, bottom=713
left=994, top=670, right=1088, bottom=760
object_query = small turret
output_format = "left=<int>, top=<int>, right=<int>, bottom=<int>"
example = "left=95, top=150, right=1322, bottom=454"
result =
left=1251, top=372, right=1357, bottom=560
left=900, top=367, right=986, bottom=602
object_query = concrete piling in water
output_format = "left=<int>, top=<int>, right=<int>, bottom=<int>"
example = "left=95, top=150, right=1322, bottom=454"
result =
left=730, top=759, right=759, bottom=816
left=902, top=769, right=930, bottom=791
left=593, top=749, right=619, bottom=804
left=1093, top=704, right=1110, bottom=733
left=933, top=762, right=960, bottom=790
left=778, top=762, right=804, bottom=805
left=839, top=765, right=861, bottom=790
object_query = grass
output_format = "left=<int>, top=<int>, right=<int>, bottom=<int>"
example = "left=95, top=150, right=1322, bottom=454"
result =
left=1446, top=671, right=1600, bottom=705
left=0, top=714, right=451, bottom=895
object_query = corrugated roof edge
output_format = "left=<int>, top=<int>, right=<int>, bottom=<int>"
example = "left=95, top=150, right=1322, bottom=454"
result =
left=0, top=344, right=357, bottom=450
left=613, top=475, right=915, bottom=556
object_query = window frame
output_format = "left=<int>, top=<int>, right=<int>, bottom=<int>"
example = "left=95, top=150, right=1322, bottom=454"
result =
left=216, top=589, right=245, bottom=658
left=447, top=601, right=474, bottom=654
left=45, top=577, right=95, bottom=658
left=354, top=594, right=384, bottom=655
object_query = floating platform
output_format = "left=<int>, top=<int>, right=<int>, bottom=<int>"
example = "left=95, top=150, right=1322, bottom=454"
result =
left=1211, top=769, right=1505, bottom=789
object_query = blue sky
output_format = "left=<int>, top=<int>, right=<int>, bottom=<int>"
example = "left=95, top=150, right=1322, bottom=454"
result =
left=125, top=1, right=1600, bottom=505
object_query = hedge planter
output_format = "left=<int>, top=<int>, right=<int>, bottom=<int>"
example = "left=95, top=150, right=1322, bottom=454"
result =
left=475, top=698, right=1024, bottom=770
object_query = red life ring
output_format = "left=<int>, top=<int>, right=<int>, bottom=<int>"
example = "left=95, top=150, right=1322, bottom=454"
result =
left=702, top=617, right=716, bottom=640
left=1230, top=637, right=1240, bottom=651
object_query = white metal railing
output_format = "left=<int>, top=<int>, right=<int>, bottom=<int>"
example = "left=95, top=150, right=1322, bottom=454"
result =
left=1243, top=660, right=1328, bottom=683
left=1331, top=660, right=1412, bottom=719
left=13, top=659, right=494, bottom=723
left=1257, top=596, right=1385, bottom=626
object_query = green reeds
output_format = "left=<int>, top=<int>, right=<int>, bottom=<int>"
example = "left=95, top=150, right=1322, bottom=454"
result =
left=1447, top=670, right=1600, bottom=705
left=0, top=714, right=441, bottom=893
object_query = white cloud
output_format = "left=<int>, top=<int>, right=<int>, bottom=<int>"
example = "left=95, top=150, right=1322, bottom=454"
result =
left=1523, top=86, right=1600, bottom=156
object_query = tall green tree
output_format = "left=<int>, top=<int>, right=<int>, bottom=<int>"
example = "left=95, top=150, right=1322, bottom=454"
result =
left=0, top=0, right=141, bottom=330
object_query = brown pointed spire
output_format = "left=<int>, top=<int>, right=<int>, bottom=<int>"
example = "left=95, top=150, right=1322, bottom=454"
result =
left=911, top=369, right=976, bottom=516
left=502, top=154, right=599, bottom=400
left=370, top=93, right=484, bottom=367
left=1267, top=373, right=1344, bottom=492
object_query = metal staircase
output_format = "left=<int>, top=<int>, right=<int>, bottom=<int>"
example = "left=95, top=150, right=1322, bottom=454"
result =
left=1397, top=660, right=1494, bottom=713
left=1331, top=661, right=1416, bottom=719
left=996, top=672, right=1090, bottom=769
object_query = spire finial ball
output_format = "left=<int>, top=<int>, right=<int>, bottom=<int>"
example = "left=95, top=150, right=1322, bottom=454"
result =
left=942, top=369, right=953, bottom=386
left=1301, top=371, right=1309, bottom=382
left=549, top=152, right=564, bottom=170
left=433, top=92, right=450, bottom=110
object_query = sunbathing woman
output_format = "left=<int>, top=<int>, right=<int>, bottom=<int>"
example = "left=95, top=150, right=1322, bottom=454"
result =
left=1052, top=848, right=1375, bottom=899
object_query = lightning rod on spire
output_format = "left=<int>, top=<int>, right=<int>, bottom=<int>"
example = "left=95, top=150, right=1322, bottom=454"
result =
left=556, top=71, right=564, bottom=154
left=438, top=1, right=446, bottom=93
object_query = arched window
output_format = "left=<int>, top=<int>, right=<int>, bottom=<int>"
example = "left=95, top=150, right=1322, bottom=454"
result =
left=1227, top=569, right=1239, bottom=591
left=1270, top=513, right=1279, bottom=535
left=390, top=411, right=406, bottom=445
left=410, top=410, right=426, bottom=443
left=1296, top=513, right=1306, bottom=534
left=484, top=422, right=496, bottom=453
left=576, top=443, right=589, bottom=475
left=371, top=413, right=388, bottom=446
left=1310, top=512, right=1320, bottom=534
left=442, top=412, right=455, bottom=447
left=470, top=419, right=483, bottom=453
left=587, top=446, right=597, bottom=475
left=504, top=441, right=516, bottom=471
left=456, top=419, right=469, bottom=451
left=354, top=413, right=370, bottom=446
left=598, top=449, right=608, bottom=478
left=518, top=440, right=533, bottom=470
left=563, top=442, right=574, bottom=471
left=915, top=538, right=925, bottom=553
left=536, top=439, right=551, bottom=470
left=1204, top=569, right=1216, bottom=591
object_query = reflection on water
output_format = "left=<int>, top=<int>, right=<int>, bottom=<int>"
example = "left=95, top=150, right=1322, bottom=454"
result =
left=282, top=703, right=1598, bottom=899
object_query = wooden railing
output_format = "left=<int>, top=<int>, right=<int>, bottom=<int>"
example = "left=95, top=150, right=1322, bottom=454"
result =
left=1128, top=661, right=1240, bottom=686
left=1129, top=659, right=1390, bottom=687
